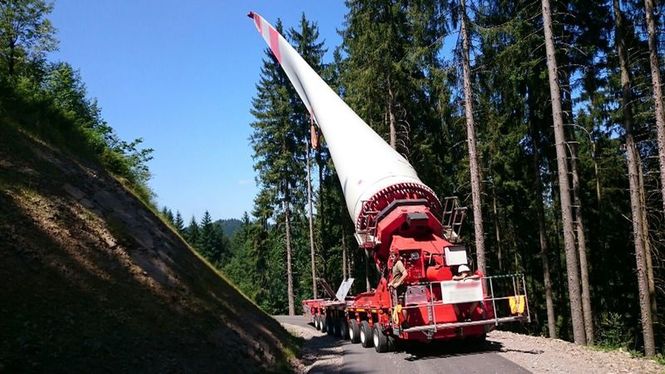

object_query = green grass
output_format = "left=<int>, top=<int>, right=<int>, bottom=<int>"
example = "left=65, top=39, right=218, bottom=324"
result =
left=0, top=114, right=301, bottom=373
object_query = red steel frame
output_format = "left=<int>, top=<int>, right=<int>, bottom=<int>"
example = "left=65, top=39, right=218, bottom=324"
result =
left=302, top=194, right=529, bottom=352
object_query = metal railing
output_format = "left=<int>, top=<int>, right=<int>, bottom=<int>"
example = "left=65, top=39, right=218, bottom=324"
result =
left=398, top=273, right=530, bottom=334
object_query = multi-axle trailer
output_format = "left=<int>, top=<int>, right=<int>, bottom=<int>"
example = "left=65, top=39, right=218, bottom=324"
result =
left=248, top=11, right=530, bottom=352
left=303, top=271, right=529, bottom=352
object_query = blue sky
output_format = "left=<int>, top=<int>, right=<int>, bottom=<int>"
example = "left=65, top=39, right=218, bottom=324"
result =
left=49, top=1, right=347, bottom=222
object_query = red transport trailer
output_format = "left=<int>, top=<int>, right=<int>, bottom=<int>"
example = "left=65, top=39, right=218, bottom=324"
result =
left=248, top=12, right=530, bottom=352
left=302, top=197, right=530, bottom=352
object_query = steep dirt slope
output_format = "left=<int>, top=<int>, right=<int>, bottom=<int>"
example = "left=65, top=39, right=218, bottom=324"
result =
left=0, top=124, right=299, bottom=373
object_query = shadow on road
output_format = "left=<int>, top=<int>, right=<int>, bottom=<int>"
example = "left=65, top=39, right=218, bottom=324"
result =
left=298, top=330, right=344, bottom=367
left=399, top=338, right=543, bottom=361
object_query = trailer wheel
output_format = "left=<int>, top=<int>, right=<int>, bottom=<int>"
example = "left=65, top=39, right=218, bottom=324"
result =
left=320, top=315, right=327, bottom=333
left=360, top=321, right=373, bottom=348
left=349, top=320, right=360, bottom=343
left=333, top=318, right=342, bottom=337
left=329, top=317, right=337, bottom=336
left=326, top=316, right=334, bottom=336
left=373, top=325, right=391, bottom=353
left=387, top=334, right=397, bottom=351
left=340, top=319, right=350, bottom=340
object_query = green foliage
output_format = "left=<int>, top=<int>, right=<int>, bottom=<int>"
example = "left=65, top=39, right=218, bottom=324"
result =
left=214, top=218, right=242, bottom=237
left=596, top=312, right=634, bottom=350
left=197, top=211, right=229, bottom=266
left=655, top=353, right=665, bottom=366
left=184, top=216, right=199, bottom=244
left=173, top=211, right=185, bottom=233
left=0, top=3, right=155, bottom=206
left=0, top=0, right=57, bottom=77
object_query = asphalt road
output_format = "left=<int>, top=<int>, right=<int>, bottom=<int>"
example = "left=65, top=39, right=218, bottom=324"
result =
left=275, top=315, right=531, bottom=374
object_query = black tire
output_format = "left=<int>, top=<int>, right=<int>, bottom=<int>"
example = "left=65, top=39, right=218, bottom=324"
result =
left=349, top=319, right=361, bottom=343
left=320, top=315, right=328, bottom=333
left=340, top=319, right=350, bottom=340
left=326, top=316, right=334, bottom=336
left=373, top=325, right=391, bottom=353
left=387, top=334, right=397, bottom=351
left=360, top=321, right=373, bottom=348
left=333, top=318, right=342, bottom=337
left=330, top=317, right=337, bottom=336
left=314, top=315, right=320, bottom=330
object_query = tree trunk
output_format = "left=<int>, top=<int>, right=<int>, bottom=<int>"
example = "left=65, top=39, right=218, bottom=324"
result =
left=570, top=152, right=593, bottom=343
left=284, top=200, right=295, bottom=316
left=531, top=124, right=557, bottom=339
left=541, top=0, right=586, bottom=344
left=306, top=142, right=317, bottom=299
left=7, top=39, right=16, bottom=77
left=492, top=179, right=503, bottom=272
left=639, top=162, right=658, bottom=324
left=616, top=0, right=655, bottom=356
left=342, top=232, right=347, bottom=281
left=559, top=59, right=593, bottom=344
left=644, top=0, right=665, bottom=215
left=593, top=141, right=601, bottom=207
left=388, top=83, right=397, bottom=150
left=316, top=139, right=324, bottom=262
left=347, top=233, right=353, bottom=279
left=460, top=0, right=486, bottom=274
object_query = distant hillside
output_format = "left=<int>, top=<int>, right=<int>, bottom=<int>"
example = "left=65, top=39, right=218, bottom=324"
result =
left=0, top=123, right=299, bottom=373
left=215, top=218, right=242, bottom=237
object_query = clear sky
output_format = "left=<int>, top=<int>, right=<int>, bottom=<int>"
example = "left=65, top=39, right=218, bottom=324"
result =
left=49, top=1, right=348, bottom=222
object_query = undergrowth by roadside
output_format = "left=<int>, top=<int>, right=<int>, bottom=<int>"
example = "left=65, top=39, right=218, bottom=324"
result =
left=0, top=120, right=301, bottom=373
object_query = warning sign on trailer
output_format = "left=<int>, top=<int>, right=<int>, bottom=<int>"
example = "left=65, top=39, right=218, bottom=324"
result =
left=441, top=279, right=483, bottom=304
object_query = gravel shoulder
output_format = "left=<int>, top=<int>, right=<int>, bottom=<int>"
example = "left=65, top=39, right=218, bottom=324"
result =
left=280, top=322, right=343, bottom=374
left=280, top=316, right=663, bottom=374
left=489, top=330, right=664, bottom=374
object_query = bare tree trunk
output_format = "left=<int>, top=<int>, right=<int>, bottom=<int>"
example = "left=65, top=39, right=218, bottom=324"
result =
left=593, top=142, right=601, bottom=206
left=492, top=184, right=502, bottom=272
left=284, top=201, right=295, bottom=316
left=306, top=142, right=317, bottom=299
left=559, top=54, right=593, bottom=344
left=347, top=233, right=353, bottom=279
left=460, top=0, right=486, bottom=274
left=342, top=232, right=347, bottom=281
left=388, top=84, right=397, bottom=149
left=531, top=125, right=557, bottom=339
left=541, top=0, right=586, bottom=344
left=7, top=43, right=16, bottom=77
left=644, top=0, right=665, bottom=215
left=638, top=163, right=658, bottom=323
left=317, top=141, right=324, bottom=256
left=616, top=0, right=655, bottom=356
left=570, top=153, right=593, bottom=343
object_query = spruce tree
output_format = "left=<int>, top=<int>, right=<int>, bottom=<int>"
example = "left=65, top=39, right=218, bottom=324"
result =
left=250, top=20, right=308, bottom=315
left=185, top=216, right=199, bottom=247
left=288, top=13, right=327, bottom=301
left=542, top=0, right=586, bottom=344
left=174, top=211, right=185, bottom=233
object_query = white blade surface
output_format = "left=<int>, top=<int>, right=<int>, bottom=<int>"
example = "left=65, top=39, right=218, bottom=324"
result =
left=248, top=12, right=438, bottom=231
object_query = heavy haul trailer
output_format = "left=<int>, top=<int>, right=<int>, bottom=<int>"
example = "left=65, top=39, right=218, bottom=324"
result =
left=302, top=278, right=355, bottom=337
left=301, top=200, right=530, bottom=352
left=248, top=12, right=530, bottom=352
